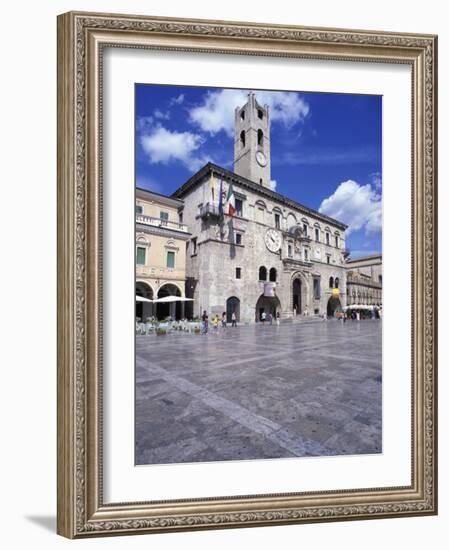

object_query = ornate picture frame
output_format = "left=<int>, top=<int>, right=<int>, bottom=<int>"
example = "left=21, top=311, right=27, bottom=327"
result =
left=57, top=11, right=437, bottom=538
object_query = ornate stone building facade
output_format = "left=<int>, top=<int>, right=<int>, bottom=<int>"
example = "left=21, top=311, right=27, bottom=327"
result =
left=171, top=93, right=348, bottom=323
left=346, top=254, right=382, bottom=306
left=135, top=188, right=190, bottom=320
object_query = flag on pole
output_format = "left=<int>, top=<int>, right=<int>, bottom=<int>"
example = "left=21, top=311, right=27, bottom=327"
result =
left=226, top=181, right=236, bottom=217
left=210, top=172, right=215, bottom=203
left=218, top=175, right=223, bottom=215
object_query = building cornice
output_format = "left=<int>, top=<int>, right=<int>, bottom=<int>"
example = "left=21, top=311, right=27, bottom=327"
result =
left=136, top=222, right=191, bottom=240
left=136, top=187, right=185, bottom=209
left=171, top=162, right=348, bottom=231
left=346, top=253, right=383, bottom=264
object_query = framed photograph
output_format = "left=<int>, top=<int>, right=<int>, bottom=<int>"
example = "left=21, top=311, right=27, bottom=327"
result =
left=57, top=11, right=437, bottom=538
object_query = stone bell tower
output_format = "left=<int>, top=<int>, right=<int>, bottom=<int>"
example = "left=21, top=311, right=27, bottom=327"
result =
left=234, top=92, right=271, bottom=188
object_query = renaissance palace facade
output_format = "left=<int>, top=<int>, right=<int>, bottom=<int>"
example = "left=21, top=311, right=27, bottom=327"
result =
left=171, top=92, right=348, bottom=323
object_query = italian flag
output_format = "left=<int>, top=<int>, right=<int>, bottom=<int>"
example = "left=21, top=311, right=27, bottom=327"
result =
left=226, top=181, right=236, bottom=217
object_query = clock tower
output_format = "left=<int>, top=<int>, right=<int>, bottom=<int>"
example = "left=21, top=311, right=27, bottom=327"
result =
left=234, top=92, right=271, bottom=188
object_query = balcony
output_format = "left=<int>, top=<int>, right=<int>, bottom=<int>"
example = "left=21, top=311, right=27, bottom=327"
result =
left=136, top=214, right=188, bottom=233
left=199, top=202, right=221, bottom=219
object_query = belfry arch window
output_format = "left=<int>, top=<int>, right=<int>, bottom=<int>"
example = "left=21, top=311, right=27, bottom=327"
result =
left=257, top=129, right=263, bottom=146
left=335, top=277, right=339, bottom=289
left=269, top=268, right=277, bottom=282
left=257, top=109, right=263, bottom=120
left=259, top=266, right=267, bottom=281
left=329, top=276, right=334, bottom=289
left=240, top=130, right=246, bottom=148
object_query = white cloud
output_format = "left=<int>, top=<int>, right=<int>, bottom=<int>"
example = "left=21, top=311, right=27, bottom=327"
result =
left=136, top=115, right=154, bottom=132
left=370, top=171, right=382, bottom=190
left=270, top=179, right=277, bottom=191
left=189, top=89, right=310, bottom=136
left=154, top=109, right=170, bottom=120
left=169, top=93, right=185, bottom=106
left=140, top=126, right=209, bottom=172
left=319, top=179, right=382, bottom=235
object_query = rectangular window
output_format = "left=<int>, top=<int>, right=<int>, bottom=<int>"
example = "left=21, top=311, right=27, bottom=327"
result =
left=191, top=238, right=197, bottom=255
left=235, top=198, right=243, bottom=217
left=166, top=250, right=175, bottom=268
left=235, top=233, right=242, bottom=245
left=160, top=211, right=169, bottom=221
left=326, top=232, right=330, bottom=245
left=179, top=212, right=183, bottom=223
left=315, top=227, right=320, bottom=242
left=136, top=247, right=146, bottom=265
left=326, top=255, right=331, bottom=264
left=313, top=278, right=320, bottom=299
left=335, top=235, right=339, bottom=248
left=236, top=267, right=241, bottom=279
left=135, top=204, right=143, bottom=215
left=274, top=213, right=280, bottom=229
left=303, top=223, right=308, bottom=236
left=304, top=249, right=309, bottom=261
left=288, top=244, right=293, bottom=258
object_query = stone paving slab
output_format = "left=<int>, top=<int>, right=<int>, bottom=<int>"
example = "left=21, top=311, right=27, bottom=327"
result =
left=135, top=320, right=382, bottom=465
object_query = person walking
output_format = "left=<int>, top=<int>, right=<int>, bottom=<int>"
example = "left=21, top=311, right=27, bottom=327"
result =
left=212, top=314, right=219, bottom=334
left=201, top=310, right=209, bottom=334
left=221, top=311, right=227, bottom=328
left=231, top=311, right=237, bottom=327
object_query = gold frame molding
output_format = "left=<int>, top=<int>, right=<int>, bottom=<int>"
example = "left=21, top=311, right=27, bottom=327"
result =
left=57, top=11, right=438, bottom=539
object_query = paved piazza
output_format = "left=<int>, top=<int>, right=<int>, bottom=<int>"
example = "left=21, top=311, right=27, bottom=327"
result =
left=135, top=319, right=382, bottom=465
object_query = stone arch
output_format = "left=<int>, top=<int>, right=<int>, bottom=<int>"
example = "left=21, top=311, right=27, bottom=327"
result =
left=226, top=296, right=240, bottom=323
left=240, top=130, right=246, bottom=147
left=259, top=266, right=267, bottom=281
left=156, top=283, right=182, bottom=320
left=327, top=296, right=342, bottom=317
left=291, top=271, right=309, bottom=316
left=255, top=294, right=281, bottom=322
left=286, top=212, right=297, bottom=230
left=269, top=267, right=277, bottom=282
left=136, top=281, right=154, bottom=322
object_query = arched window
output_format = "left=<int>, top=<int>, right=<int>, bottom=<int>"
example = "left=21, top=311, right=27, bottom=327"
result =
left=335, top=277, right=339, bottom=289
left=257, top=109, right=263, bottom=120
left=257, top=129, right=263, bottom=146
left=240, top=130, right=246, bottom=148
left=259, top=266, right=267, bottom=281
left=240, top=110, right=245, bottom=120
left=329, top=276, right=334, bottom=289
left=269, top=268, right=277, bottom=282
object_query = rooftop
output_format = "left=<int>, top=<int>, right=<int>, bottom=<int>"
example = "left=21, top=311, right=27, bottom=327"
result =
left=171, top=162, right=348, bottom=231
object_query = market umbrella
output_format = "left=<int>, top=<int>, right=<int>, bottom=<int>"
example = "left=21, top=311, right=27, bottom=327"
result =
left=136, top=295, right=153, bottom=303
left=153, top=296, right=194, bottom=303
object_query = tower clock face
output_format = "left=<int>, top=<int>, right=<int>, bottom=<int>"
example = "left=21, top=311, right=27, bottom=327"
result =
left=256, top=150, right=267, bottom=167
left=265, top=228, right=282, bottom=253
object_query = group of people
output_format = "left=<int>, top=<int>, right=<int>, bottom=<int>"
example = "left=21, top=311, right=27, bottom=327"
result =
left=201, top=310, right=237, bottom=334
left=259, top=311, right=280, bottom=326
left=335, top=308, right=381, bottom=322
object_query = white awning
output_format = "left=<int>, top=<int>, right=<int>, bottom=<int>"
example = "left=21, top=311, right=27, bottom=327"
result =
left=154, top=296, right=194, bottom=303
left=136, top=295, right=153, bottom=303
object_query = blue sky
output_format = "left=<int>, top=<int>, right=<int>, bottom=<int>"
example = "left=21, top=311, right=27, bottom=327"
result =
left=135, top=84, right=382, bottom=258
